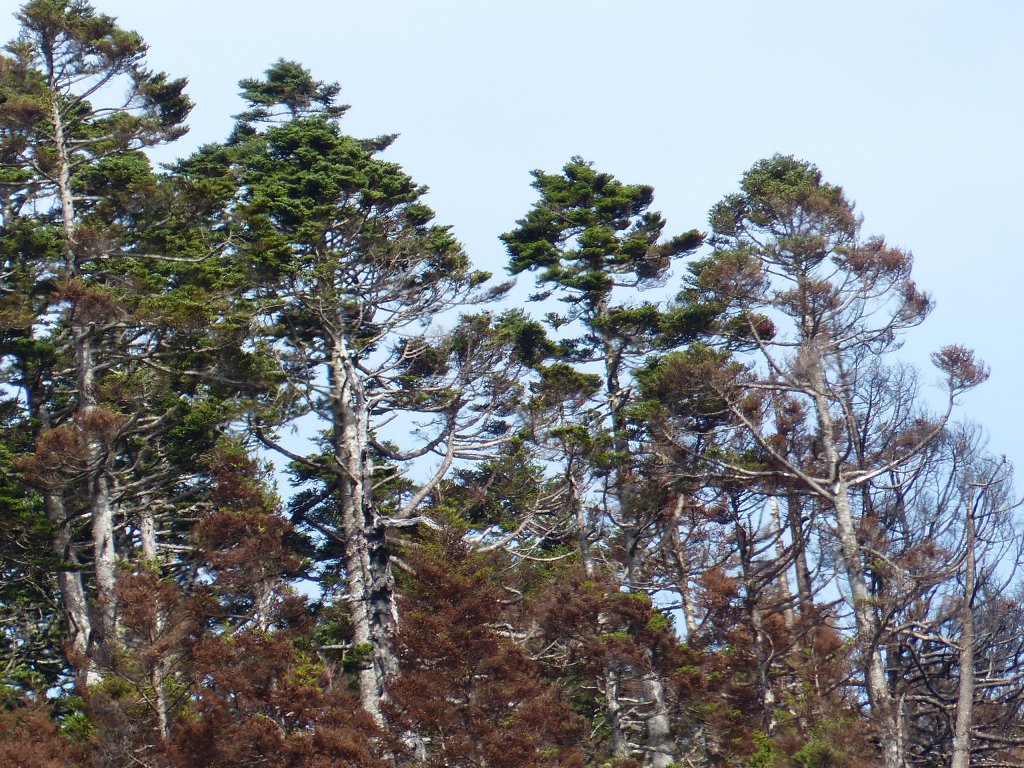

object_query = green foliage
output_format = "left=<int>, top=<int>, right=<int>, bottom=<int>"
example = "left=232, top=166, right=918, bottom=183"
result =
left=709, top=155, right=854, bottom=248
left=646, top=612, right=670, bottom=633
left=0, top=4, right=1008, bottom=766
left=344, top=642, right=375, bottom=671
left=534, top=362, right=603, bottom=407
left=494, top=308, right=560, bottom=367
left=8, top=0, right=192, bottom=154
left=632, top=343, right=748, bottom=445
left=237, top=58, right=347, bottom=122
left=748, top=731, right=784, bottom=768
left=503, top=157, right=702, bottom=307
left=0, top=422, right=66, bottom=689
left=57, top=710, right=94, bottom=743
left=790, top=719, right=860, bottom=768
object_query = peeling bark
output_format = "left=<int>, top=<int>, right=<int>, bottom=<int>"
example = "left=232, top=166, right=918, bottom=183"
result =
left=642, top=673, right=675, bottom=768
left=45, top=491, right=96, bottom=687
left=332, top=339, right=398, bottom=725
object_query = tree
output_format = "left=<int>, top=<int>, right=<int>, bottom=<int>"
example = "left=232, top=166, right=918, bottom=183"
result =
left=193, top=60, right=527, bottom=724
left=881, top=428, right=1024, bottom=768
left=0, top=695, right=90, bottom=768
left=0, top=428, right=66, bottom=691
left=389, top=533, right=585, bottom=768
left=0, top=0, right=203, bottom=685
left=503, top=157, right=707, bottom=765
left=679, top=155, right=989, bottom=768
left=503, top=157, right=707, bottom=578
left=3, top=9, right=1023, bottom=763
left=161, top=443, right=384, bottom=768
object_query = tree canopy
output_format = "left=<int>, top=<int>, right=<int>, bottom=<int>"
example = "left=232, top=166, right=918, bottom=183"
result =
left=0, top=4, right=1020, bottom=768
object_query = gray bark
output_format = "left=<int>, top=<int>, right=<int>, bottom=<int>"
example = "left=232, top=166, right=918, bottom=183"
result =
left=736, top=513, right=779, bottom=733
left=805, top=344, right=903, bottom=768
left=332, top=338, right=398, bottom=725
left=49, top=70, right=120, bottom=664
left=604, top=666, right=629, bottom=761
left=138, top=501, right=171, bottom=741
left=45, top=491, right=97, bottom=686
left=951, top=502, right=976, bottom=768
left=642, top=673, right=675, bottom=768
left=668, top=514, right=700, bottom=638
left=768, top=496, right=796, bottom=633
left=786, top=492, right=815, bottom=616
left=140, top=505, right=159, bottom=563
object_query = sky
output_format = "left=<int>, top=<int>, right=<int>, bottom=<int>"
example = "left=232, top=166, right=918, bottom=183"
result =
left=3, top=1, right=1023, bottom=471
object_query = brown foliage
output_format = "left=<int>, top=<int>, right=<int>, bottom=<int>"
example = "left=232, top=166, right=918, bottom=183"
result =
left=194, top=443, right=305, bottom=631
left=80, top=440, right=386, bottom=767
left=166, top=442, right=385, bottom=767
left=18, top=408, right=127, bottom=489
left=932, top=344, right=989, bottom=391
left=390, top=535, right=585, bottom=768
left=0, top=701, right=90, bottom=768
left=52, top=280, right=122, bottom=325
left=528, top=567, right=701, bottom=762
left=169, top=631, right=386, bottom=768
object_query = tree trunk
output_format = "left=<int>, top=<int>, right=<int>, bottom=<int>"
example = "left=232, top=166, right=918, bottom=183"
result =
left=748, top=596, right=778, bottom=732
left=151, top=660, right=171, bottom=742
left=951, top=501, right=977, bottom=768
left=835, top=478, right=902, bottom=768
left=87, top=419, right=117, bottom=642
left=642, top=672, right=675, bottom=768
left=786, top=492, right=815, bottom=616
left=737, top=519, right=778, bottom=733
left=138, top=501, right=171, bottom=741
left=50, top=80, right=119, bottom=648
left=669, top=519, right=700, bottom=638
left=140, top=504, right=159, bottom=563
left=806, top=344, right=902, bottom=768
left=30, top=332, right=95, bottom=687
left=569, top=463, right=595, bottom=578
left=45, top=491, right=96, bottom=687
left=604, top=665, right=629, bottom=761
left=768, top=496, right=796, bottom=633
left=333, top=339, right=398, bottom=725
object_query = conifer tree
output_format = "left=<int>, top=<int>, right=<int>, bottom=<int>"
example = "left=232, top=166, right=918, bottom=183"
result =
left=389, top=533, right=585, bottom=768
left=2, top=6, right=1024, bottom=762
left=504, top=158, right=707, bottom=765
left=503, top=157, right=706, bottom=578
left=0, top=0, right=198, bottom=684
left=190, top=60, right=527, bottom=724
left=679, top=155, right=989, bottom=768
left=165, top=442, right=387, bottom=768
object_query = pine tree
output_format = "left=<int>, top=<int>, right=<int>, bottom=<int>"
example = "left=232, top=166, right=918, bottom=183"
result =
left=681, top=155, right=989, bottom=768
left=166, top=442, right=388, bottom=768
left=190, top=60, right=527, bottom=723
left=389, top=533, right=585, bottom=768
left=503, top=157, right=708, bottom=764
left=0, top=0, right=198, bottom=685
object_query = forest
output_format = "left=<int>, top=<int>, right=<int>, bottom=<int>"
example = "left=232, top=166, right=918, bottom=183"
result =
left=1, top=2, right=1022, bottom=767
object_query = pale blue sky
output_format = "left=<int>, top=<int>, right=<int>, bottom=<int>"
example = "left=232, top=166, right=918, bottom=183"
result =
left=4, top=1, right=1023, bottom=468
